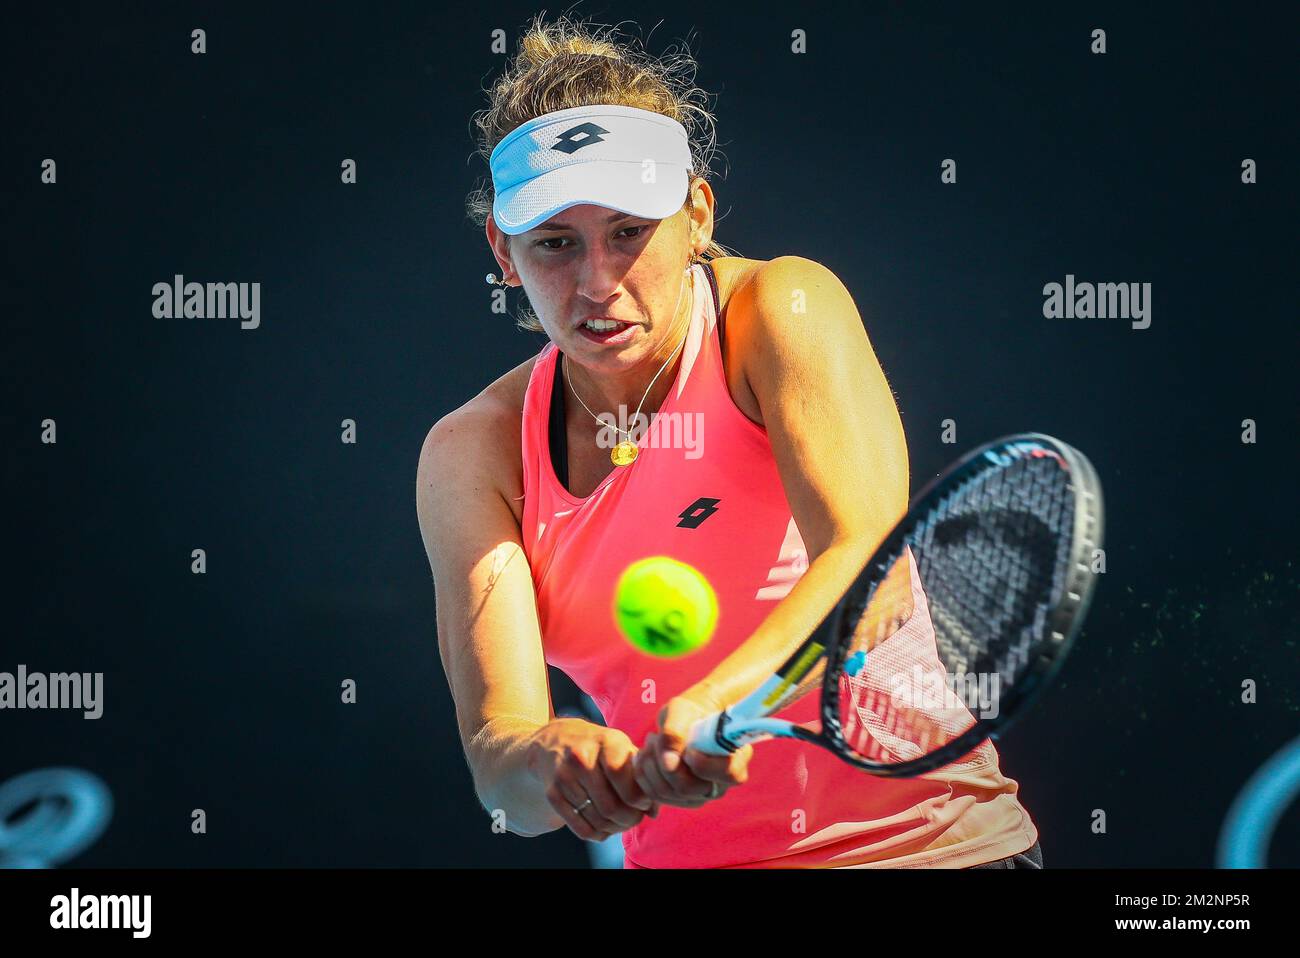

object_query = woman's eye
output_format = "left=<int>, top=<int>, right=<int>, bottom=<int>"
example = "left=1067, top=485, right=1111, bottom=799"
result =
left=537, top=227, right=643, bottom=251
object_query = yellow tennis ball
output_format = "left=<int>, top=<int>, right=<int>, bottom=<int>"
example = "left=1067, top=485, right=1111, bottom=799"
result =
left=614, top=557, right=718, bottom=658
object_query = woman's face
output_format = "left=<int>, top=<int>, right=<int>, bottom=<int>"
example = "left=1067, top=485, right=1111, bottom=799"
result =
left=490, top=180, right=713, bottom=374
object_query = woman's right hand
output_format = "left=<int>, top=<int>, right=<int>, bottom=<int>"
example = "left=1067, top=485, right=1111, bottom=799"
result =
left=525, top=718, right=659, bottom=841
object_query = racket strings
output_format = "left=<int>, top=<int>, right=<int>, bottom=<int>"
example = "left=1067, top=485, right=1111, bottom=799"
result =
left=832, top=451, right=1078, bottom=768
left=838, top=549, right=994, bottom=769
left=925, top=456, right=1072, bottom=674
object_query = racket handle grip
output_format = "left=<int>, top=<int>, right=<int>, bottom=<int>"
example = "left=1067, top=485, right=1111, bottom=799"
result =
left=687, top=711, right=736, bottom=756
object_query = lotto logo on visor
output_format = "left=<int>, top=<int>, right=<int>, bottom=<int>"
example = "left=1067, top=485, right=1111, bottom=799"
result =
left=489, top=104, right=694, bottom=235
left=552, top=122, right=610, bottom=153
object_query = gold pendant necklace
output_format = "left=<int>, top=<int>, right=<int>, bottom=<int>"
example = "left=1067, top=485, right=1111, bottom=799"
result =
left=610, top=440, right=639, bottom=466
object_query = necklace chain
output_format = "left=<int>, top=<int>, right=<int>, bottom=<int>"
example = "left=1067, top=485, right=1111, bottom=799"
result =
left=563, top=269, right=694, bottom=447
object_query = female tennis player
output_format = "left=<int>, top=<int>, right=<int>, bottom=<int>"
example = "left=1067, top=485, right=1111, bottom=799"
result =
left=417, top=15, right=1043, bottom=868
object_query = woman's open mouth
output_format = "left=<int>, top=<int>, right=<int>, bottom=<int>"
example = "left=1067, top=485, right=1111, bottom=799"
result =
left=577, top=318, right=638, bottom=345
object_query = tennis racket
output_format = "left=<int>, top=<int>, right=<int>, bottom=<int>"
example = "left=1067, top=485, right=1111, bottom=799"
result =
left=687, top=433, right=1103, bottom=776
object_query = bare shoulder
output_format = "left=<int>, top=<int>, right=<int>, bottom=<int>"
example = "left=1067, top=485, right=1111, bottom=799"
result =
left=707, top=256, right=865, bottom=420
left=416, top=354, right=539, bottom=510
left=726, top=255, right=864, bottom=347
left=741, top=255, right=853, bottom=314
left=711, top=255, right=856, bottom=331
left=709, top=255, right=767, bottom=298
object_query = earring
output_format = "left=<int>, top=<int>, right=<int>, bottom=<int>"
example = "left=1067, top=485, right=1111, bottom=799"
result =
left=485, top=272, right=510, bottom=287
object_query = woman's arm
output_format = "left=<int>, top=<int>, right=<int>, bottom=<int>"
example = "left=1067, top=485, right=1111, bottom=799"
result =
left=417, top=402, right=655, bottom=838
left=693, top=254, right=909, bottom=706
left=634, top=255, right=910, bottom=801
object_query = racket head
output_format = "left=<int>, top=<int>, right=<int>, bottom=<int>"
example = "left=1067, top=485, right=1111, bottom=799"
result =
left=817, top=433, right=1104, bottom=777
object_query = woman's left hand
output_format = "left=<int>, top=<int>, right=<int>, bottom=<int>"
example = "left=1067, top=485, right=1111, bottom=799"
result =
left=632, top=684, right=753, bottom=808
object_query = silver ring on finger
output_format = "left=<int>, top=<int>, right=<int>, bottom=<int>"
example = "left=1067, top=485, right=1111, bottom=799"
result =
left=571, top=797, right=595, bottom=816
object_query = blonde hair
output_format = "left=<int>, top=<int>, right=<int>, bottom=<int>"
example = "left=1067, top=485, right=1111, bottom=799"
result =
left=465, top=13, right=737, bottom=333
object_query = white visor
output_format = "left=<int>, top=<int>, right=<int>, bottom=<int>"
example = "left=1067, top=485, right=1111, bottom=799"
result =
left=489, top=104, right=693, bottom=235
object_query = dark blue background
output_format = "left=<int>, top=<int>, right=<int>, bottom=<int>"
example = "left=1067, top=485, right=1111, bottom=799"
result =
left=5, top=1, right=1297, bottom=867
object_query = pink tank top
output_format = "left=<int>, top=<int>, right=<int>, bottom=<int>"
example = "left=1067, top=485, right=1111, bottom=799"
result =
left=520, top=262, right=1038, bottom=868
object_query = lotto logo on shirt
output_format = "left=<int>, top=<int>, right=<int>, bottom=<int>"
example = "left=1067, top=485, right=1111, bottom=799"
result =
left=676, top=497, right=720, bottom=528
